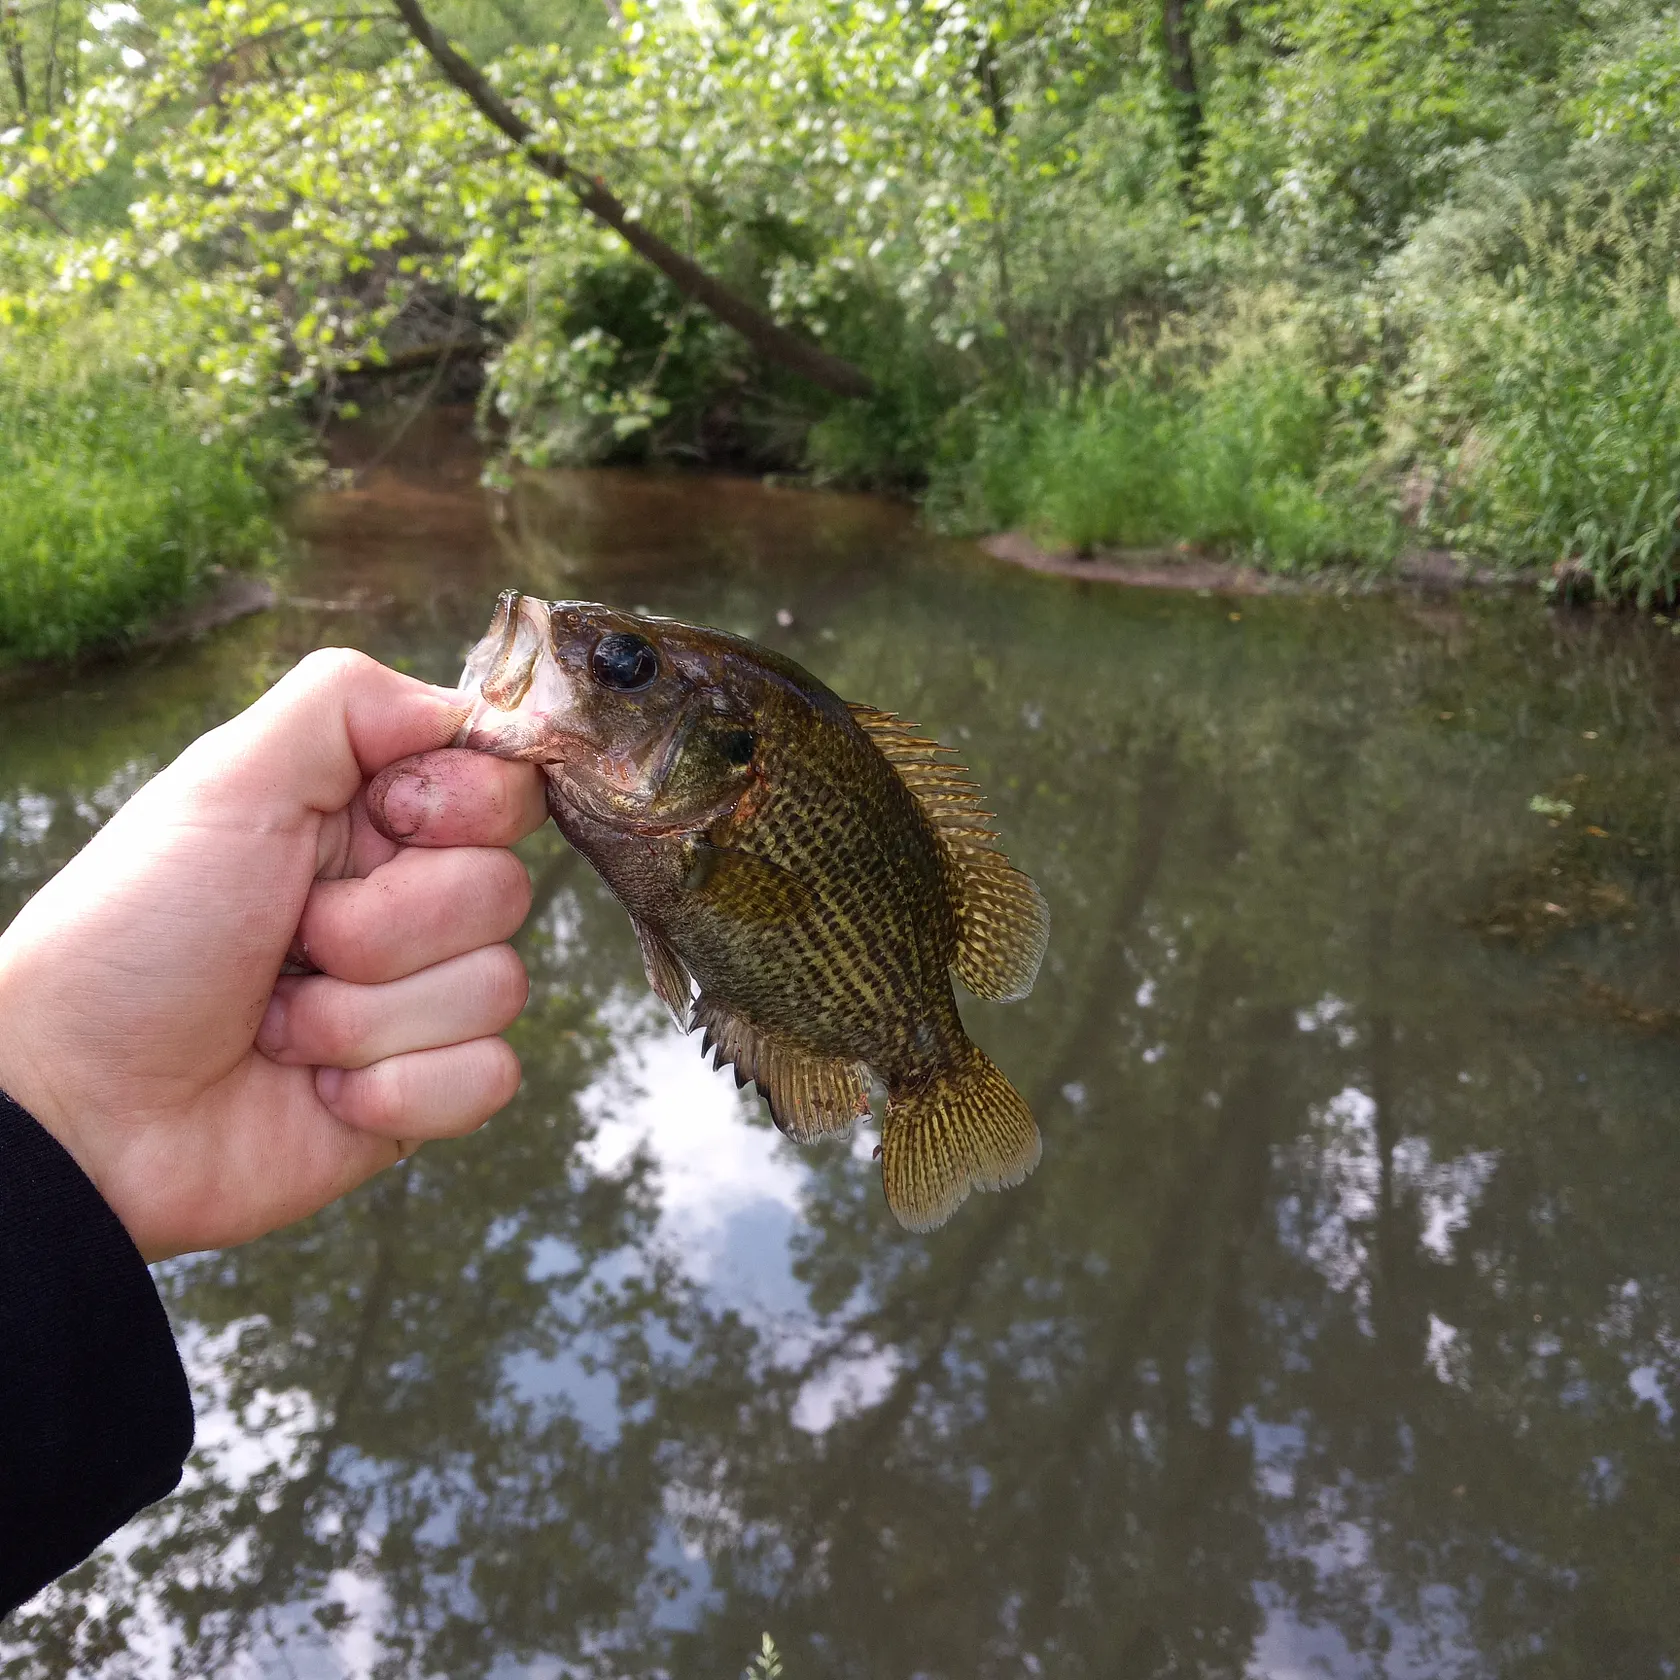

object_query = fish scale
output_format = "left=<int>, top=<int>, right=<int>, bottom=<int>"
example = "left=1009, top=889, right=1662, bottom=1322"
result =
left=457, top=592, right=1050, bottom=1231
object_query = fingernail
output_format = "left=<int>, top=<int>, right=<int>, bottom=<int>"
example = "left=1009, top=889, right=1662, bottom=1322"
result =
left=378, top=772, right=439, bottom=840
left=317, top=1066, right=345, bottom=1105
left=376, top=772, right=436, bottom=840
left=256, top=993, right=287, bottom=1056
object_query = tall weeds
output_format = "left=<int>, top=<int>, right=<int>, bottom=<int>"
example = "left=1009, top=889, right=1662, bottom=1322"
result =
left=0, top=313, right=290, bottom=663
left=1403, top=199, right=1680, bottom=602
left=929, top=343, right=1398, bottom=570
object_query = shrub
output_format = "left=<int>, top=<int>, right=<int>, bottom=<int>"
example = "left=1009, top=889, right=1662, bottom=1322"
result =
left=928, top=341, right=1399, bottom=570
left=0, top=312, right=292, bottom=663
left=1401, top=200, right=1680, bottom=603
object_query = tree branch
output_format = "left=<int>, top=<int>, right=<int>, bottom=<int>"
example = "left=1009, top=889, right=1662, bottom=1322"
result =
left=389, top=0, right=874, bottom=399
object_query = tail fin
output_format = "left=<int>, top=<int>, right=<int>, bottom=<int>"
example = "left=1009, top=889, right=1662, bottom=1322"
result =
left=881, top=1046, right=1041, bottom=1232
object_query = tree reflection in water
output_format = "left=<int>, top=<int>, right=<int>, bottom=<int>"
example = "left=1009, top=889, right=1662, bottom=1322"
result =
left=2, top=463, right=1679, bottom=1678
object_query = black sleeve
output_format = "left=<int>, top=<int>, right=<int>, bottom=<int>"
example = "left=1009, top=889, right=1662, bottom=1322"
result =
left=0, top=1093, right=194, bottom=1616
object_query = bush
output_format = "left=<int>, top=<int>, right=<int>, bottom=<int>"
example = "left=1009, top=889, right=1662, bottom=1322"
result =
left=929, top=344, right=1399, bottom=570
left=1401, top=202, right=1680, bottom=603
left=0, top=314, right=291, bottom=663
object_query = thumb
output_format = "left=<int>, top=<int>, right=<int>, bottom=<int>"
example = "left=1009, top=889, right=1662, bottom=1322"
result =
left=367, top=749, right=550, bottom=848
left=173, top=649, right=471, bottom=821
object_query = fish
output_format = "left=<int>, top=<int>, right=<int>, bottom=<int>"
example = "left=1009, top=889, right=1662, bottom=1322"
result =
left=453, top=591, right=1050, bottom=1231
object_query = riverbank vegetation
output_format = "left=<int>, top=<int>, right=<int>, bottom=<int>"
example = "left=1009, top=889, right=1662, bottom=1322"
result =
left=9, top=0, right=1680, bottom=637
left=0, top=299, right=290, bottom=661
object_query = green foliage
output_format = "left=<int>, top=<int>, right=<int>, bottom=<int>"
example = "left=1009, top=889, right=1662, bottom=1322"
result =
left=10, top=0, right=1680, bottom=592
left=1398, top=197, right=1680, bottom=601
left=0, top=306, right=290, bottom=662
left=932, top=339, right=1400, bottom=569
left=742, top=1632, right=783, bottom=1679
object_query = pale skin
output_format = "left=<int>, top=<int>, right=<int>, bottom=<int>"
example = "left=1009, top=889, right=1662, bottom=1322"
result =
left=0, top=649, right=548, bottom=1262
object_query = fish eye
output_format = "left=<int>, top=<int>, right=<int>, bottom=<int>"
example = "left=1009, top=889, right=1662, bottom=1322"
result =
left=589, top=632, right=659, bottom=691
left=718, top=728, right=755, bottom=766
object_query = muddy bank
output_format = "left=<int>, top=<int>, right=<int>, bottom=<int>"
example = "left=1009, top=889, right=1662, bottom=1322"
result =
left=979, top=530, right=1522, bottom=595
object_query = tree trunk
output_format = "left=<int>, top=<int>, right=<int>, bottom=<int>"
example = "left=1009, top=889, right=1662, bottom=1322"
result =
left=1160, top=0, right=1204, bottom=187
left=390, top=0, right=874, bottom=400
left=1, top=0, right=30, bottom=115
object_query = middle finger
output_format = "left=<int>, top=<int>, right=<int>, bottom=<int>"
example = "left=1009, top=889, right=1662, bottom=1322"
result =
left=296, top=845, right=532, bottom=984
left=259, top=944, right=529, bottom=1068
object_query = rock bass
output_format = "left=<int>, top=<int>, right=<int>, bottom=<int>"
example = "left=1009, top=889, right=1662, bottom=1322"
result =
left=455, top=592, right=1050, bottom=1231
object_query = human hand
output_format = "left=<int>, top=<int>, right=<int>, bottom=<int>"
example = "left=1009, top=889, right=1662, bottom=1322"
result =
left=0, top=649, right=548, bottom=1261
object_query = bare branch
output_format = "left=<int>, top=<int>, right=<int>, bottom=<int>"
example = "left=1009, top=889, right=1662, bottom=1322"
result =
left=24, top=187, right=69, bottom=234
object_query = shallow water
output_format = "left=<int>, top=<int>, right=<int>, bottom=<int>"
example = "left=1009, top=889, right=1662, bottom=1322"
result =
left=4, top=423, right=1680, bottom=1679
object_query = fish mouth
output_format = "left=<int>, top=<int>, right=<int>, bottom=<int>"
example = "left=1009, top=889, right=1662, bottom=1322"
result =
left=455, top=591, right=583, bottom=761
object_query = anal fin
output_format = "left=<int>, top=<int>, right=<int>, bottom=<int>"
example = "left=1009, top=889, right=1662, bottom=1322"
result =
left=634, top=918, right=694, bottom=1028
left=691, top=994, right=869, bottom=1144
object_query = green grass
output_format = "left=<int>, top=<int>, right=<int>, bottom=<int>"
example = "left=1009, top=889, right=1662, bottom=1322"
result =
left=0, top=322, right=291, bottom=663
left=1410, top=276, right=1680, bottom=605
left=928, top=353, right=1400, bottom=572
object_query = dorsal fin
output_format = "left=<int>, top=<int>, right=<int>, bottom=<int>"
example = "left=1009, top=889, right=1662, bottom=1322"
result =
left=691, top=994, right=870, bottom=1143
left=848, top=702, right=1049, bottom=1003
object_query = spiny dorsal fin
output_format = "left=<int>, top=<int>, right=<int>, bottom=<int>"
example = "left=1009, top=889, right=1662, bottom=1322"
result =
left=634, top=918, right=694, bottom=1028
left=848, top=702, right=1049, bottom=1003
left=691, top=994, right=870, bottom=1144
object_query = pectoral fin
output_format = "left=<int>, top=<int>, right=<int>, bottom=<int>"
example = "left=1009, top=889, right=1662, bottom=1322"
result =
left=634, top=918, right=694, bottom=1028
left=683, top=841, right=814, bottom=923
left=692, top=994, right=870, bottom=1143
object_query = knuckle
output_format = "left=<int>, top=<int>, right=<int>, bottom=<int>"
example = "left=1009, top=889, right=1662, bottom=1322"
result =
left=293, top=646, right=378, bottom=691
left=502, top=856, right=535, bottom=924
left=351, top=1063, right=407, bottom=1133
left=489, top=1038, right=523, bottom=1101
left=465, top=1038, right=522, bottom=1122
left=481, top=943, right=530, bottom=1016
left=303, top=981, right=368, bottom=1065
left=336, top=898, right=398, bottom=980
left=464, top=851, right=532, bottom=941
left=485, top=846, right=533, bottom=911
left=299, top=888, right=375, bottom=980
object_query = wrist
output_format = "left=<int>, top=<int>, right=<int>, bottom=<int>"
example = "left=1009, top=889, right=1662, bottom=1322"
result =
left=0, top=1037, right=92, bottom=1194
left=0, top=955, right=114, bottom=1237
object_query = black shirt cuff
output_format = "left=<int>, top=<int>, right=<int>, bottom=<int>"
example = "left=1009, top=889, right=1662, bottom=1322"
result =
left=0, top=1092, right=194, bottom=1615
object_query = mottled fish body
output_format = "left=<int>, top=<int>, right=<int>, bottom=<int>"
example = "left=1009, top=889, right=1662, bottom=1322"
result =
left=456, top=592, right=1049, bottom=1230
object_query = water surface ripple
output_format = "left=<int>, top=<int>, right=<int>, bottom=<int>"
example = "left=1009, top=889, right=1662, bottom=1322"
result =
left=4, top=433, right=1679, bottom=1679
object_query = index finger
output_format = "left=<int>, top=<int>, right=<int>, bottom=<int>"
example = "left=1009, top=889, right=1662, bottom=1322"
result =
left=365, top=749, right=549, bottom=850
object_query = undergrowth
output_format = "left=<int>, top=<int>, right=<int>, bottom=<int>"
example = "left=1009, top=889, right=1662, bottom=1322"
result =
left=924, top=347, right=1401, bottom=571
left=0, top=313, right=292, bottom=664
left=1401, top=202, right=1680, bottom=604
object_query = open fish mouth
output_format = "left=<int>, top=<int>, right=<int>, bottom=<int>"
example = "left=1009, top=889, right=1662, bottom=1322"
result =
left=455, top=590, right=578, bottom=760
left=454, top=592, right=675, bottom=792
left=464, top=589, right=545, bottom=709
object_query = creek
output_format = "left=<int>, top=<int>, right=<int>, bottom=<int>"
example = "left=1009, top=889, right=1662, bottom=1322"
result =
left=4, top=419, right=1679, bottom=1678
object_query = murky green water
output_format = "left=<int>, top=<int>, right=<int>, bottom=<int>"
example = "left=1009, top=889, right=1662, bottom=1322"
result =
left=4, top=424, right=1680, bottom=1679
